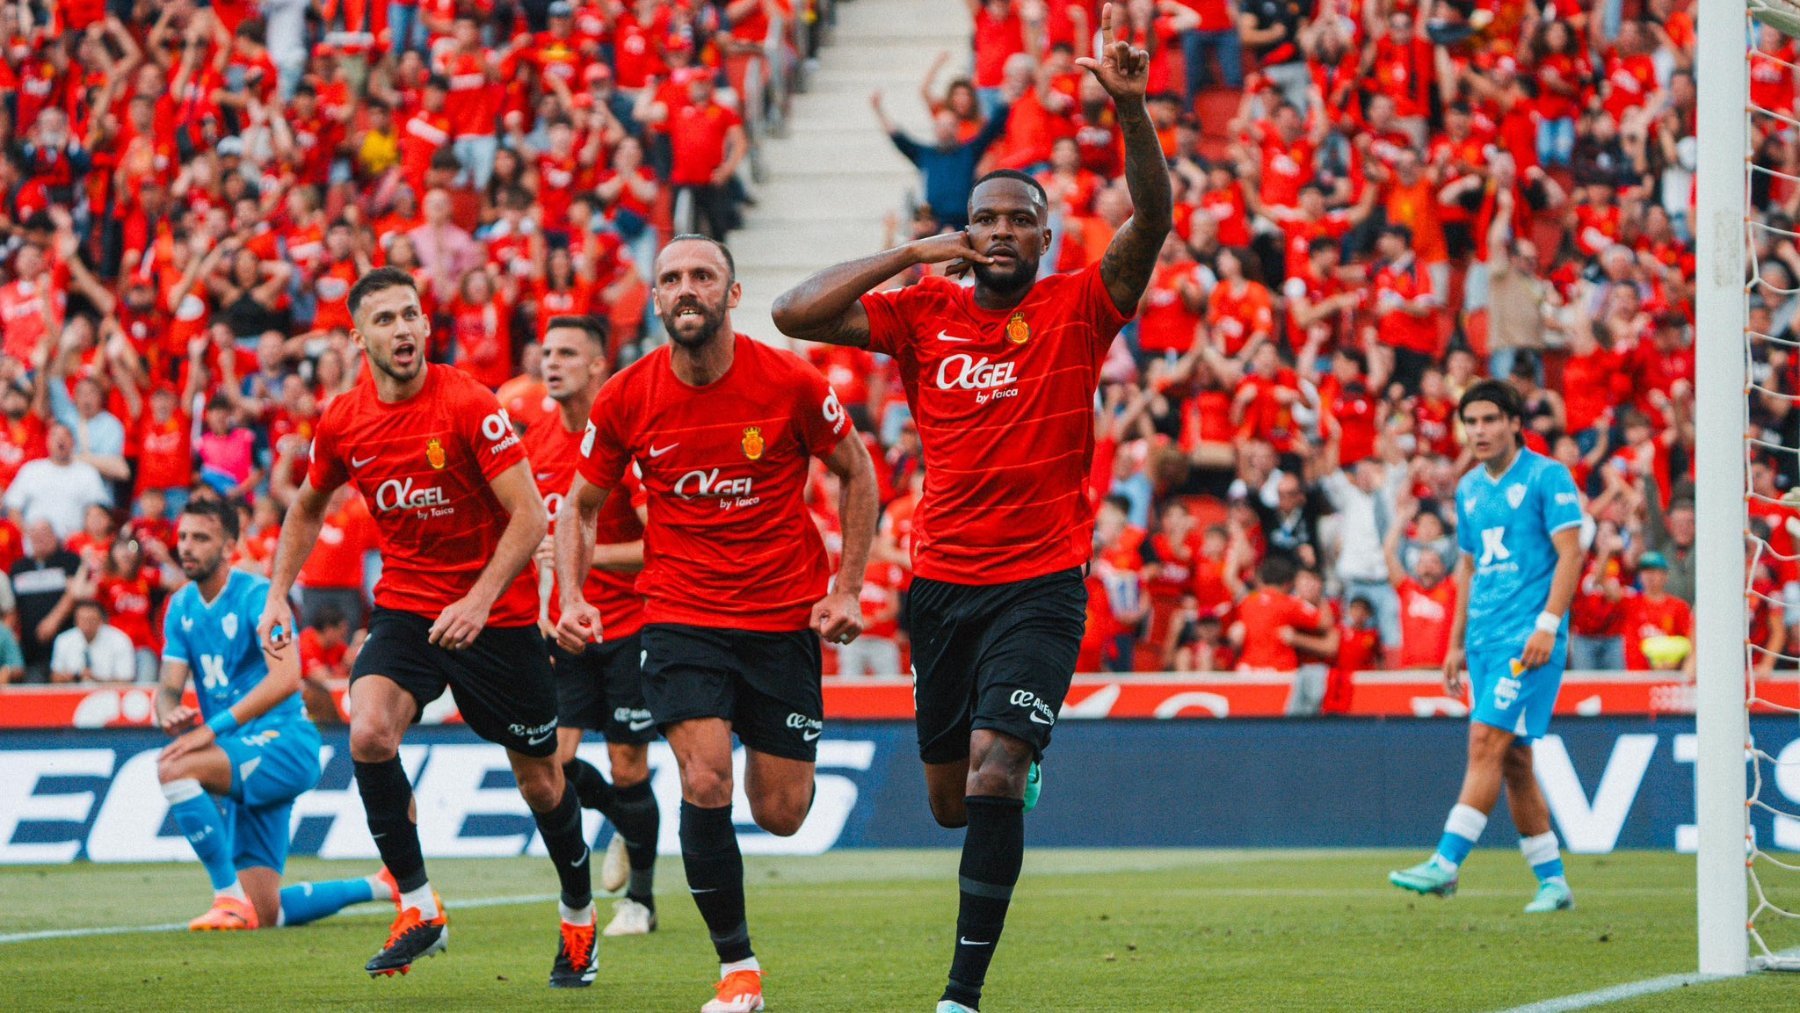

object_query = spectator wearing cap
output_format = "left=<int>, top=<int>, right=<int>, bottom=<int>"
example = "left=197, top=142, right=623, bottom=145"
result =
left=1619, top=551, right=1695, bottom=675
left=48, top=599, right=136, bottom=684
left=1642, top=475, right=1695, bottom=607
left=870, top=89, right=1011, bottom=232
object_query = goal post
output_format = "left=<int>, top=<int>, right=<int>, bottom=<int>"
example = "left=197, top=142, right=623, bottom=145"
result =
left=1694, top=1, right=1749, bottom=978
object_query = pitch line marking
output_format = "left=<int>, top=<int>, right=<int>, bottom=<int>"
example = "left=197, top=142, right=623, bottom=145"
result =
left=1495, top=948, right=1800, bottom=1013
left=0, top=892, right=555, bottom=946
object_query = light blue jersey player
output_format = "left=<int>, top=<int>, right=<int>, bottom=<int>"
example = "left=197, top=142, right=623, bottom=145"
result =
left=1389, top=380, right=1585, bottom=913
left=154, top=500, right=396, bottom=930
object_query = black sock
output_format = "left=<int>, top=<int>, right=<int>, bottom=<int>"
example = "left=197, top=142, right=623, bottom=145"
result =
left=354, top=758, right=427, bottom=893
left=564, top=758, right=619, bottom=821
left=614, top=780, right=660, bottom=909
left=533, top=783, right=593, bottom=911
left=680, top=800, right=752, bottom=962
left=943, top=796, right=1025, bottom=1009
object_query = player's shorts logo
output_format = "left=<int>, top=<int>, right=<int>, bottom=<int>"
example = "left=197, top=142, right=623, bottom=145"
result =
left=1005, top=311, right=1030, bottom=345
left=1010, top=689, right=1057, bottom=726
left=742, top=426, right=764, bottom=461
left=786, top=712, right=824, bottom=741
left=427, top=437, right=447, bottom=470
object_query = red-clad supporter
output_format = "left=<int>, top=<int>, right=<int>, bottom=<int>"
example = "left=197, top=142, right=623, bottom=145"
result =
left=1231, top=554, right=1325, bottom=673
left=1619, top=553, right=1693, bottom=673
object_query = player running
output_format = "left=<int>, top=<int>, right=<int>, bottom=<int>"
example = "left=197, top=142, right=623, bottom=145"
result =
left=1388, top=379, right=1584, bottom=913
left=769, top=5, right=1170, bottom=1009
left=260, top=268, right=599, bottom=986
left=524, top=314, right=662, bottom=938
left=554, top=235, right=878, bottom=1013
left=156, top=499, right=396, bottom=931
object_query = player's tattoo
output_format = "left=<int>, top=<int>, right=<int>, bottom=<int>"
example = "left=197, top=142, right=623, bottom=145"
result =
left=1099, top=101, right=1173, bottom=316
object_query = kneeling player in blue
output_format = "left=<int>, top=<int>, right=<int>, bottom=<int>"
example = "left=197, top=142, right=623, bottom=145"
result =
left=1389, top=380, right=1585, bottom=913
left=155, top=499, right=394, bottom=930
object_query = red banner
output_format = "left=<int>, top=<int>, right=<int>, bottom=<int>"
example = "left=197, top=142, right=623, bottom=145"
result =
left=0, top=672, right=1765, bottom=729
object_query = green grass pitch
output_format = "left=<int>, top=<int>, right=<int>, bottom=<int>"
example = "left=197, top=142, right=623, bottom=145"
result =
left=1, top=850, right=1795, bottom=1011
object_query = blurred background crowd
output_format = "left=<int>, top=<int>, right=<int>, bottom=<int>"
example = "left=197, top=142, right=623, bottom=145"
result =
left=0, top=0, right=1745, bottom=712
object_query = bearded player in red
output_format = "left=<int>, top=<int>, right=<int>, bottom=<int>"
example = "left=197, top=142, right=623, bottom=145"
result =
left=554, top=235, right=879, bottom=1013
left=524, top=314, right=662, bottom=938
left=771, top=6, right=1171, bottom=1009
left=259, top=268, right=600, bottom=987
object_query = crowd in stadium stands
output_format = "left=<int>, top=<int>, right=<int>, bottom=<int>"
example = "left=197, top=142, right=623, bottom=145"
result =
left=0, top=0, right=1744, bottom=710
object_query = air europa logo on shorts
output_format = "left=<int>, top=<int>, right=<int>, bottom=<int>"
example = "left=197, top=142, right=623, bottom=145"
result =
left=374, top=477, right=449, bottom=512
left=936, top=353, right=1018, bottom=392
left=786, top=712, right=824, bottom=741
left=1009, top=689, right=1057, bottom=726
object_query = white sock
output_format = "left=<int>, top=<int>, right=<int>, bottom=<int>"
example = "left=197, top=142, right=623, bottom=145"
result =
left=367, top=873, right=396, bottom=902
left=721, top=956, right=761, bottom=977
left=161, top=778, right=205, bottom=804
left=1520, top=831, right=1560, bottom=868
left=400, top=883, right=437, bottom=919
left=560, top=901, right=594, bottom=926
left=216, top=881, right=248, bottom=903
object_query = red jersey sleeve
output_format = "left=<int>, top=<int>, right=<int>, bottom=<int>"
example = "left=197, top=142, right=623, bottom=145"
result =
left=1075, top=262, right=1132, bottom=354
left=307, top=403, right=350, bottom=492
left=577, top=375, right=633, bottom=490
left=452, top=378, right=528, bottom=481
left=793, top=361, right=852, bottom=459
left=859, top=285, right=917, bottom=361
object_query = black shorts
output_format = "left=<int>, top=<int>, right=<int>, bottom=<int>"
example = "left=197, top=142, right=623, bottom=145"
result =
left=639, top=623, right=823, bottom=763
left=551, top=632, right=656, bottom=745
left=352, top=608, right=559, bottom=757
left=908, top=567, right=1086, bottom=764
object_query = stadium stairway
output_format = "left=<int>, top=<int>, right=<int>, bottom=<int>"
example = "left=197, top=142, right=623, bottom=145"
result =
left=730, top=0, right=962, bottom=344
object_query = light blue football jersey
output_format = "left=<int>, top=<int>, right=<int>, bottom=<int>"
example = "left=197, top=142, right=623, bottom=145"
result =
left=161, top=569, right=304, bottom=733
left=1454, top=449, right=1583, bottom=653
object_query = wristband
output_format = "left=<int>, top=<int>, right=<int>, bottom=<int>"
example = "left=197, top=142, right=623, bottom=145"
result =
left=206, top=710, right=240, bottom=737
left=1534, top=611, right=1562, bottom=636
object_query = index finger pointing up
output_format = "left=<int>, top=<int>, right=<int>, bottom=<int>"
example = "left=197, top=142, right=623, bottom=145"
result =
left=1097, top=2, right=1116, bottom=49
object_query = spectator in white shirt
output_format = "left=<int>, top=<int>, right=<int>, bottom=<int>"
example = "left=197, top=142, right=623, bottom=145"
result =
left=3, top=423, right=111, bottom=540
left=49, top=599, right=137, bottom=684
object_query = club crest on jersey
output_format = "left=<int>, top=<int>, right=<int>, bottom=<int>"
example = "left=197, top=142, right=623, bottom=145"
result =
left=1506, top=484, right=1526, bottom=509
left=742, top=426, right=764, bottom=461
left=221, top=614, right=239, bottom=640
left=1005, top=311, right=1030, bottom=345
left=427, top=437, right=447, bottom=470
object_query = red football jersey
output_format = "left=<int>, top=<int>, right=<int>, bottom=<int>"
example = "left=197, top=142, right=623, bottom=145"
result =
left=523, top=408, right=646, bottom=638
left=307, top=364, right=539, bottom=626
left=859, top=264, right=1129, bottom=584
left=578, top=334, right=851, bottom=632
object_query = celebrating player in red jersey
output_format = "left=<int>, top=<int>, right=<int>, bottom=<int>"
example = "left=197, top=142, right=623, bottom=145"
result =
left=523, top=315, right=662, bottom=939
left=258, top=269, right=600, bottom=988
left=554, top=236, right=878, bottom=1013
left=770, top=6, right=1171, bottom=1009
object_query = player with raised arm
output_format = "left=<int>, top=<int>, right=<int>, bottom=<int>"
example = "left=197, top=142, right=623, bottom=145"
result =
left=768, top=5, right=1171, bottom=1009
left=1388, top=379, right=1585, bottom=913
left=555, top=235, right=879, bottom=1013
left=259, top=268, right=599, bottom=986
left=524, top=314, right=662, bottom=938
left=156, top=499, right=397, bottom=932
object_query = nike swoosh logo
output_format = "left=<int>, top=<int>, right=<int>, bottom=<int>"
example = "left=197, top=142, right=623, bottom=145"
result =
left=1028, top=712, right=1055, bottom=725
left=802, top=730, right=821, bottom=742
left=690, top=887, right=718, bottom=894
left=628, top=719, right=655, bottom=732
left=351, top=454, right=377, bottom=468
left=571, top=849, right=589, bottom=868
left=527, top=730, right=555, bottom=746
left=936, top=330, right=972, bottom=343
left=648, top=443, right=678, bottom=457
left=959, top=937, right=992, bottom=947
left=536, top=471, right=556, bottom=482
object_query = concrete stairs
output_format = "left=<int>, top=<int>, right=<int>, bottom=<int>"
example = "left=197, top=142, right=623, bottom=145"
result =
left=730, top=0, right=966, bottom=343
